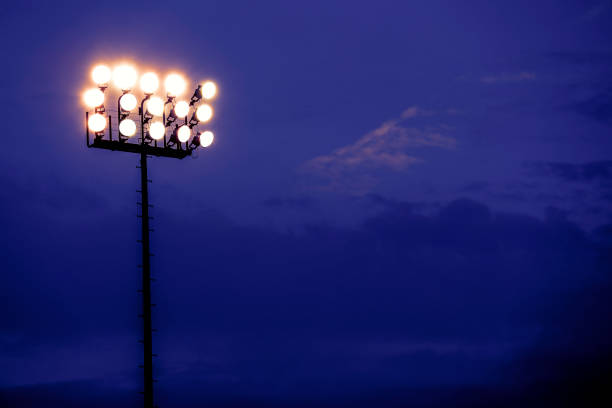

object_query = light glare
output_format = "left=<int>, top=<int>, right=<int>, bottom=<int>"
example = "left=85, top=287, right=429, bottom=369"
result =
left=83, top=88, right=104, bottom=108
left=164, top=73, right=186, bottom=97
left=177, top=125, right=190, bottom=143
left=113, top=64, right=138, bottom=90
left=119, top=119, right=137, bottom=137
left=140, top=72, right=159, bottom=94
left=146, top=96, right=164, bottom=116
left=196, top=104, right=213, bottom=122
left=92, top=65, right=111, bottom=85
left=200, top=131, right=214, bottom=147
left=120, top=93, right=137, bottom=111
left=88, top=113, right=106, bottom=133
left=149, top=121, right=165, bottom=140
left=201, top=81, right=217, bottom=100
left=174, top=101, right=189, bottom=118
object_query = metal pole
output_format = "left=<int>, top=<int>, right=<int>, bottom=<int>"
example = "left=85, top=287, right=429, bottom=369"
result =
left=140, top=150, right=154, bottom=408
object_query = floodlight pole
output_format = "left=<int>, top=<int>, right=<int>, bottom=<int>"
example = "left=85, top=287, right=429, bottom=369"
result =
left=139, top=149, right=154, bottom=408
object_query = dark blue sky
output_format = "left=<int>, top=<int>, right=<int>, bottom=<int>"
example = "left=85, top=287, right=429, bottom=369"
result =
left=1, top=1, right=612, bottom=406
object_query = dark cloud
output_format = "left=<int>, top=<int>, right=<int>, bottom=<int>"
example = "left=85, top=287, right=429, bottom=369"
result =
left=530, top=160, right=612, bottom=183
left=262, top=196, right=314, bottom=210
left=572, top=87, right=612, bottom=122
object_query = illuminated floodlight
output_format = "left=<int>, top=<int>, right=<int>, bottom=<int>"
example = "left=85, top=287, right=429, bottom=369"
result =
left=177, top=125, right=190, bottom=143
left=201, top=81, right=217, bottom=100
left=200, top=131, right=214, bottom=147
left=120, top=93, right=137, bottom=111
left=119, top=119, right=137, bottom=137
left=146, top=96, right=164, bottom=116
left=196, top=104, right=213, bottom=122
left=83, top=88, right=104, bottom=108
left=164, top=73, right=186, bottom=97
left=149, top=121, right=165, bottom=140
left=92, top=65, right=111, bottom=86
left=140, top=72, right=159, bottom=94
left=174, top=101, right=189, bottom=118
left=88, top=113, right=106, bottom=133
left=113, top=64, right=138, bottom=91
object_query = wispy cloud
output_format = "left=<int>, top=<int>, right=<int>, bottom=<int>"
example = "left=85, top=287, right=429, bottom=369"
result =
left=481, top=72, right=536, bottom=84
left=299, top=107, right=456, bottom=194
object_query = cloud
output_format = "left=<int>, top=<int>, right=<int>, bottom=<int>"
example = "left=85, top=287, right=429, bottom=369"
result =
left=480, top=72, right=536, bottom=84
left=531, top=160, right=612, bottom=183
left=300, top=107, right=456, bottom=194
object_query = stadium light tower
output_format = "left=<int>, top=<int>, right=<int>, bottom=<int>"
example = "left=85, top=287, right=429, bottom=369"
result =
left=83, top=62, right=217, bottom=408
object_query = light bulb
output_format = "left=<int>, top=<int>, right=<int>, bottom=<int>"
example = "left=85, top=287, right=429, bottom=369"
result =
left=119, top=119, right=137, bottom=137
left=196, top=104, right=213, bottom=122
left=174, top=101, right=189, bottom=118
left=149, top=121, right=165, bottom=140
left=201, top=81, right=217, bottom=100
left=91, top=65, right=111, bottom=86
left=83, top=88, right=104, bottom=108
left=200, top=131, right=214, bottom=147
left=113, top=64, right=138, bottom=91
left=146, top=96, right=164, bottom=116
left=177, top=125, right=190, bottom=143
left=119, top=93, right=137, bottom=111
left=140, top=72, right=159, bottom=94
left=164, top=73, right=186, bottom=97
left=88, top=113, right=106, bottom=133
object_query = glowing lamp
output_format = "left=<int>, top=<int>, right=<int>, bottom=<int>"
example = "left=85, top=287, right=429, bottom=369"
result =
left=113, top=64, right=138, bottom=91
left=120, top=93, right=137, bottom=111
left=91, top=65, right=111, bottom=86
left=201, top=81, right=217, bottom=100
left=140, top=72, right=159, bottom=94
left=146, top=96, right=164, bottom=116
left=119, top=119, right=136, bottom=137
left=196, top=104, right=213, bottom=122
left=164, top=73, right=186, bottom=97
left=83, top=88, right=104, bottom=108
left=174, top=101, right=189, bottom=118
left=88, top=113, right=106, bottom=133
left=177, top=125, right=190, bottom=143
left=200, top=131, right=214, bottom=147
left=149, top=121, right=165, bottom=140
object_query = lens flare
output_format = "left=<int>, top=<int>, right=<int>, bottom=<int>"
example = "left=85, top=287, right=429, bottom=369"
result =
left=177, top=125, right=190, bottom=143
left=196, top=104, right=213, bottom=122
left=199, top=131, right=214, bottom=147
left=201, top=81, right=217, bottom=100
left=149, top=121, right=165, bottom=140
left=174, top=101, right=189, bottom=118
left=83, top=88, right=104, bottom=108
left=119, top=119, right=137, bottom=137
left=146, top=96, right=164, bottom=116
left=140, top=72, right=159, bottom=94
left=164, top=73, right=186, bottom=97
left=88, top=113, right=106, bottom=133
left=119, top=93, right=137, bottom=111
left=91, top=65, right=111, bottom=86
left=113, top=64, right=138, bottom=91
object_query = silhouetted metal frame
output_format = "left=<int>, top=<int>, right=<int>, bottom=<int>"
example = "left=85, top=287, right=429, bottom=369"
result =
left=85, top=108, right=192, bottom=408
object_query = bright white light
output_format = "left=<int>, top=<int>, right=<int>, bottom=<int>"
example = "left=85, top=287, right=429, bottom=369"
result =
left=149, top=121, right=165, bottom=140
left=119, top=119, right=137, bottom=137
left=177, top=125, right=190, bottom=143
left=200, top=131, right=214, bottom=147
left=91, top=65, right=111, bottom=86
left=140, top=72, right=159, bottom=94
left=88, top=113, right=106, bottom=133
left=119, top=93, right=137, bottom=111
left=174, top=101, right=189, bottom=118
left=83, top=88, right=104, bottom=108
left=164, top=73, right=186, bottom=97
left=201, top=81, right=217, bottom=100
left=146, top=96, right=164, bottom=116
left=196, top=104, right=213, bottom=122
left=113, top=64, right=138, bottom=91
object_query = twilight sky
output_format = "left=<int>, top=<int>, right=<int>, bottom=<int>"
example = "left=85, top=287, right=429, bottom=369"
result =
left=1, top=1, right=612, bottom=406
